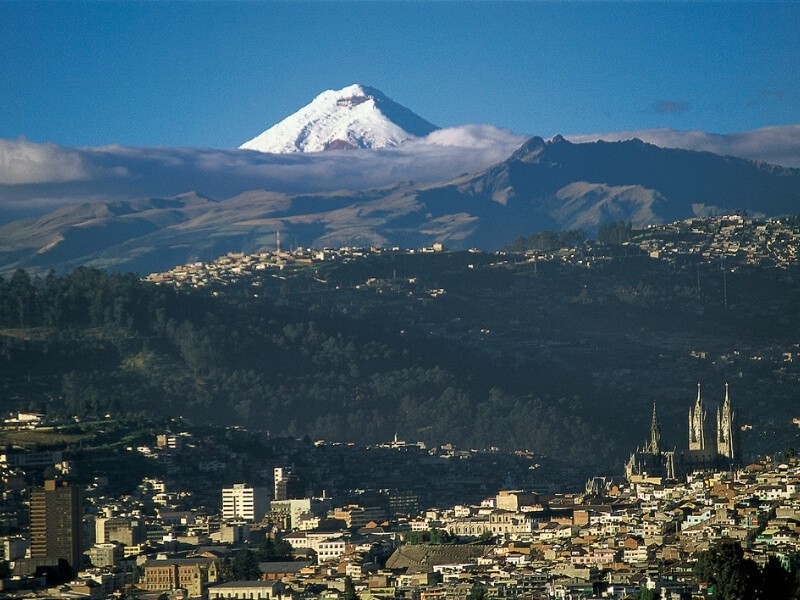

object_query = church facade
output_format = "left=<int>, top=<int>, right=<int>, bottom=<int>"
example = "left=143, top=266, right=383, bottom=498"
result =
left=625, top=384, right=738, bottom=483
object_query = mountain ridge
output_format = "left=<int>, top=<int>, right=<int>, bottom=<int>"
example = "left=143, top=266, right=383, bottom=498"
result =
left=0, top=136, right=798, bottom=274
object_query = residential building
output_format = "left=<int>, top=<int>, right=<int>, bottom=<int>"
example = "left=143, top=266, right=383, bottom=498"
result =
left=29, top=479, right=82, bottom=575
left=222, top=483, right=268, bottom=522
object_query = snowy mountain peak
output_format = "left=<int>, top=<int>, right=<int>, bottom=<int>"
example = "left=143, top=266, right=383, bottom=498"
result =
left=240, top=84, right=439, bottom=153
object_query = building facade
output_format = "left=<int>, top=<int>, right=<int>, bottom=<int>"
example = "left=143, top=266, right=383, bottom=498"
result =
left=222, top=484, right=268, bottom=522
left=140, top=558, right=219, bottom=597
left=29, top=480, right=82, bottom=574
left=273, top=467, right=303, bottom=501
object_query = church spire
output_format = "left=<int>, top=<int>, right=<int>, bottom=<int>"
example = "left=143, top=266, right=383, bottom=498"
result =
left=689, top=383, right=706, bottom=451
left=717, top=383, right=737, bottom=460
left=649, top=402, right=661, bottom=454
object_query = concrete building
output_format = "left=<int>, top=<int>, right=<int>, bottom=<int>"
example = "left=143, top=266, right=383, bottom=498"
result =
left=86, top=542, right=123, bottom=568
left=95, top=516, right=146, bottom=546
left=222, top=484, right=268, bottom=523
left=1, top=535, right=28, bottom=561
left=270, top=498, right=312, bottom=530
left=273, top=467, right=302, bottom=501
left=331, top=505, right=386, bottom=529
left=495, top=490, right=539, bottom=512
left=29, top=480, right=82, bottom=575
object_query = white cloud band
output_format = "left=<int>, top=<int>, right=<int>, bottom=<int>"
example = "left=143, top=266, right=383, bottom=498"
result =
left=565, top=125, right=800, bottom=169
left=0, top=139, right=90, bottom=185
left=0, top=125, right=797, bottom=221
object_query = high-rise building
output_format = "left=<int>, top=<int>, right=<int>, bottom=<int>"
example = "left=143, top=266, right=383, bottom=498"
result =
left=273, top=466, right=302, bottom=501
left=29, top=480, right=82, bottom=574
left=221, top=483, right=268, bottom=522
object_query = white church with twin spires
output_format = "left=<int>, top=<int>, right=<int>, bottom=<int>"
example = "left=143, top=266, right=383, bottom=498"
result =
left=625, top=383, right=739, bottom=483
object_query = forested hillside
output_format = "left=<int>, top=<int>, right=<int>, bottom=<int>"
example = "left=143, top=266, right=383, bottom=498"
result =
left=1, top=250, right=798, bottom=475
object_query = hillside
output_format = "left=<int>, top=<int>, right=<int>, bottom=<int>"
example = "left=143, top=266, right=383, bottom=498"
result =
left=2, top=245, right=799, bottom=476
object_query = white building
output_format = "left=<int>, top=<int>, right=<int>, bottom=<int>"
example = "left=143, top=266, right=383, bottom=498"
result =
left=222, top=484, right=268, bottom=522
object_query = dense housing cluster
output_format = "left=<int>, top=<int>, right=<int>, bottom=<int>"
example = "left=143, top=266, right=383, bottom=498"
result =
left=145, top=216, right=800, bottom=290
left=1, top=412, right=800, bottom=599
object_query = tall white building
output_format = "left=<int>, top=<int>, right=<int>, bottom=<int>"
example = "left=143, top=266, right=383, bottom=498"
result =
left=222, top=484, right=268, bottom=522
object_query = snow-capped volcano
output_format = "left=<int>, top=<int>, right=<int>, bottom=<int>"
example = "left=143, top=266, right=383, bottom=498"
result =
left=240, top=84, right=440, bottom=153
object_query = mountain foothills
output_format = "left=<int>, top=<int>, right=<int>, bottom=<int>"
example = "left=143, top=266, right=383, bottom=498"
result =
left=1, top=228, right=800, bottom=476
left=1, top=135, right=799, bottom=275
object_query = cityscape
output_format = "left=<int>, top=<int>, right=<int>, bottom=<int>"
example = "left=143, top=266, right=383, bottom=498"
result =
left=0, top=214, right=799, bottom=598
left=1, top=397, right=800, bottom=599
left=2, top=2, right=800, bottom=599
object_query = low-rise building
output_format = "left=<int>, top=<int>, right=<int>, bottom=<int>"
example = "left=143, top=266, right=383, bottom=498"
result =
left=207, top=580, right=287, bottom=600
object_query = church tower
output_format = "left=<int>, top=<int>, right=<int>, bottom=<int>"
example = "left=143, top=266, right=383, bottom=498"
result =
left=649, top=402, right=661, bottom=455
left=688, top=383, right=706, bottom=451
left=716, top=383, right=737, bottom=461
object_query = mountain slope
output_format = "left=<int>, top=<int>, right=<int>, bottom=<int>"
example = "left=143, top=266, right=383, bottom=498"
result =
left=0, top=137, right=799, bottom=274
left=240, top=84, right=440, bottom=153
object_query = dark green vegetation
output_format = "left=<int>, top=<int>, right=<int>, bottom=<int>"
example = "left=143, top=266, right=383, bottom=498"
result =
left=1, top=249, right=799, bottom=475
left=695, top=540, right=800, bottom=600
left=403, top=529, right=457, bottom=545
left=218, top=537, right=295, bottom=581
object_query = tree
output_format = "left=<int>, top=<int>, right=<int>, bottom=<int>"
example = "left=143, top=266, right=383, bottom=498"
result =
left=218, top=557, right=234, bottom=582
left=638, top=588, right=659, bottom=600
left=761, top=556, right=792, bottom=600
left=258, top=536, right=293, bottom=562
left=695, top=540, right=761, bottom=600
left=231, top=550, right=261, bottom=580
left=467, top=585, right=488, bottom=600
left=403, top=528, right=454, bottom=545
left=505, top=229, right=587, bottom=253
left=342, top=575, right=357, bottom=600
left=787, top=553, right=800, bottom=599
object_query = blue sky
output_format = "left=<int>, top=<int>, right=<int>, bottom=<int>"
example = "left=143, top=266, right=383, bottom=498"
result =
left=1, top=1, right=798, bottom=148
